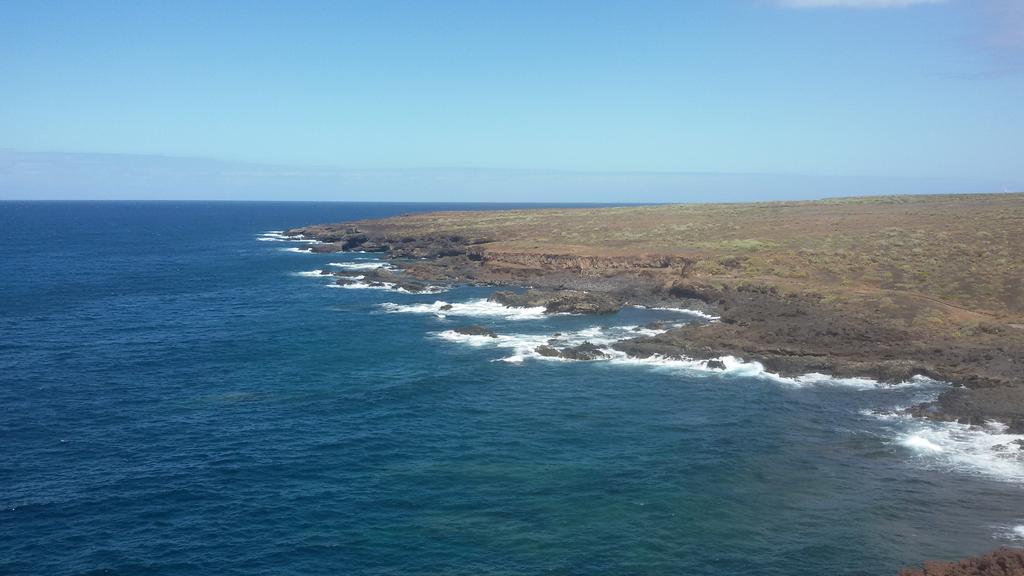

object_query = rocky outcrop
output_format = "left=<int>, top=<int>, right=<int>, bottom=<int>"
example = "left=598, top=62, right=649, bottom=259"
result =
left=452, top=325, right=498, bottom=338
left=329, top=268, right=434, bottom=293
left=910, top=387, right=1024, bottom=434
left=489, top=289, right=622, bottom=315
left=535, top=342, right=609, bottom=361
left=900, top=548, right=1024, bottom=576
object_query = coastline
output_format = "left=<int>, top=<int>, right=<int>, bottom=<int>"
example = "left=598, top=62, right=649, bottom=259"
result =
left=284, top=194, right=1024, bottom=433
left=271, top=201, right=1024, bottom=573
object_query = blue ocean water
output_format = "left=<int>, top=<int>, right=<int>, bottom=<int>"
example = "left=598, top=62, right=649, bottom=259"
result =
left=1, top=201, right=1022, bottom=576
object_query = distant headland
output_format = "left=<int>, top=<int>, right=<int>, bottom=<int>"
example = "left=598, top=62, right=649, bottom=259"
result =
left=288, top=193, right=1024, bottom=435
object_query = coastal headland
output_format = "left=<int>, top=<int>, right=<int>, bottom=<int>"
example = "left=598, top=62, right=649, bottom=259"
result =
left=287, top=193, right=1024, bottom=432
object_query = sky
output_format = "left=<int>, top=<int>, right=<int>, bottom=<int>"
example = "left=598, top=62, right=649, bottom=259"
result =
left=1, top=0, right=1022, bottom=201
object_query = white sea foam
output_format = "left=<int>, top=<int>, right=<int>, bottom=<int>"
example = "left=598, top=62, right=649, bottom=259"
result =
left=605, top=352, right=937, bottom=390
left=280, top=246, right=314, bottom=253
left=434, top=324, right=642, bottom=363
left=293, top=270, right=326, bottom=277
left=258, top=231, right=321, bottom=244
left=1014, top=525, right=1024, bottom=539
left=901, top=435, right=945, bottom=453
left=865, top=413, right=1024, bottom=483
left=330, top=280, right=444, bottom=294
left=634, top=305, right=721, bottom=321
left=380, top=299, right=547, bottom=320
left=419, top=308, right=938, bottom=391
left=327, top=261, right=395, bottom=270
left=257, top=231, right=289, bottom=241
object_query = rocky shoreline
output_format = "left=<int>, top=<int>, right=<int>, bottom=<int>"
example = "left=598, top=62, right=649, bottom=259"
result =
left=287, top=217, right=1024, bottom=434
left=286, top=198, right=1024, bottom=573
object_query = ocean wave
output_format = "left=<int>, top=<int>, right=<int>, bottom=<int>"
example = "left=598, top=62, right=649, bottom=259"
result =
left=436, top=323, right=933, bottom=385
left=327, top=261, right=395, bottom=270
left=257, top=231, right=321, bottom=244
left=292, top=270, right=326, bottom=277
left=603, top=352, right=934, bottom=389
left=434, top=324, right=651, bottom=362
left=330, top=280, right=445, bottom=294
left=634, top=305, right=721, bottom=321
left=865, top=412, right=1024, bottom=483
left=280, top=246, right=314, bottom=254
left=990, top=524, right=1024, bottom=542
left=382, top=296, right=936, bottom=391
left=380, top=299, right=547, bottom=320
left=430, top=320, right=938, bottom=392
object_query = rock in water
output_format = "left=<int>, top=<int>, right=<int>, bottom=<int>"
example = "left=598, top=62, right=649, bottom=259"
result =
left=452, top=325, right=498, bottom=338
left=559, top=342, right=609, bottom=360
left=533, top=342, right=608, bottom=361
left=488, top=289, right=621, bottom=314
left=543, top=292, right=620, bottom=315
left=535, top=345, right=561, bottom=358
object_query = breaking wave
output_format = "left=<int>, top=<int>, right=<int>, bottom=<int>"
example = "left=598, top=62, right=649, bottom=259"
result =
left=895, top=419, right=1024, bottom=483
left=327, top=261, right=395, bottom=270
left=430, top=321, right=939, bottom=392
left=864, top=411, right=1024, bottom=484
left=380, top=299, right=547, bottom=320
left=258, top=231, right=321, bottom=244
left=330, top=280, right=445, bottom=294
left=634, top=305, right=721, bottom=321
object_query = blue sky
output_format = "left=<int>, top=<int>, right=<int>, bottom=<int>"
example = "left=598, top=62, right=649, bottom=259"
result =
left=1, top=0, right=1021, bottom=201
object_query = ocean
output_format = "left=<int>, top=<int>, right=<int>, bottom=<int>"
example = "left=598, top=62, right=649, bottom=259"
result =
left=1, top=201, right=1022, bottom=575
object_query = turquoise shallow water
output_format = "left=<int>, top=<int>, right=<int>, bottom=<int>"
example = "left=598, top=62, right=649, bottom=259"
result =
left=1, top=201, right=1022, bottom=575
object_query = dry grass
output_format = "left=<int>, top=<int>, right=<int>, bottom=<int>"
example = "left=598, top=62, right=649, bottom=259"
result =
left=355, top=193, right=1024, bottom=318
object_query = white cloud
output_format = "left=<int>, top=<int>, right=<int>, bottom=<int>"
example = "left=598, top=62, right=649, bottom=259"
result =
left=778, top=0, right=945, bottom=8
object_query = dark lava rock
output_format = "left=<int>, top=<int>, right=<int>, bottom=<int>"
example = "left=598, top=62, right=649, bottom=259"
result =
left=308, top=243, right=347, bottom=253
left=488, top=289, right=620, bottom=315
left=489, top=290, right=549, bottom=307
left=395, top=280, right=428, bottom=293
left=910, top=386, right=1024, bottom=434
left=453, top=325, right=497, bottom=338
left=534, top=342, right=608, bottom=361
left=535, top=345, right=561, bottom=358
left=439, top=304, right=453, bottom=311
left=705, top=359, right=727, bottom=370
left=643, top=321, right=667, bottom=330
left=329, top=267, right=430, bottom=293
left=560, top=342, right=609, bottom=360
left=899, top=547, right=1024, bottom=576
left=544, top=292, right=620, bottom=315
